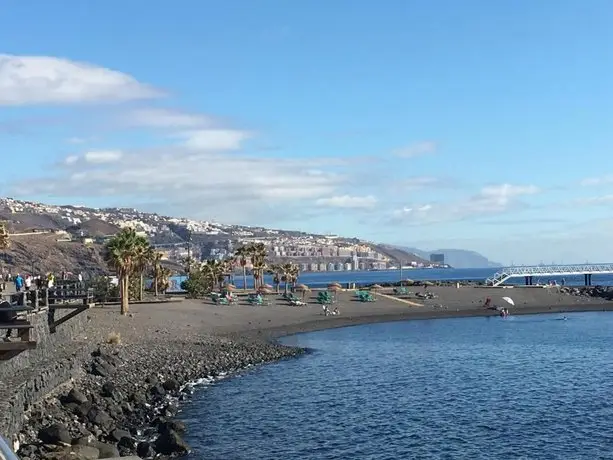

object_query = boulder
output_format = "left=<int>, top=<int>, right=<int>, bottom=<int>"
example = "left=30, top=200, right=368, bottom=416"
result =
left=101, top=382, right=119, bottom=399
left=86, top=407, right=114, bottom=431
left=92, top=441, right=120, bottom=459
left=155, top=429, right=189, bottom=455
left=158, top=420, right=186, bottom=434
left=38, top=424, right=71, bottom=446
left=162, top=378, right=181, bottom=392
left=109, top=428, right=131, bottom=443
left=149, top=383, right=166, bottom=397
left=64, top=389, right=88, bottom=405
left=136, top=441, right=156, bottom=458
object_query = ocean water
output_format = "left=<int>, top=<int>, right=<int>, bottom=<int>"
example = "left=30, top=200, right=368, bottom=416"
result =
left=167, top=267, right=613, bottom=291
left=181, top=313, right=613, bottom=459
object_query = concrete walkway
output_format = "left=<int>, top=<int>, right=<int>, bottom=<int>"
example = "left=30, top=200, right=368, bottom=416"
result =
left=377, top=292, right=423, bottom=307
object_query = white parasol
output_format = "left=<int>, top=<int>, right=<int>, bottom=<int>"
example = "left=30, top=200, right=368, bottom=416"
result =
left=502, top=296, right=515, bottom=306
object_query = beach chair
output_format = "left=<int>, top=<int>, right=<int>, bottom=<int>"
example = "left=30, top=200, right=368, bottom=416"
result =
left=357, top=291, right=375, bottom=302
left=289, top=299, right=307, bottom=306
left=393, top=287, right=409, bottom=295
left=317, top=291, right=333, bottom=304
left=247, top=297, right=263, bottom=306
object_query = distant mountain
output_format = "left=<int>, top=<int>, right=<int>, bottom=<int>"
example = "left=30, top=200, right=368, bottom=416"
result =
left=395, top=246, right=503, bottom=269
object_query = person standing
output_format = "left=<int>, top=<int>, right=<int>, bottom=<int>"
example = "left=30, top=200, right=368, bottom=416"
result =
left=24, top=275, right=32, bottom=291
left=14, top=273, right=24, bottom=292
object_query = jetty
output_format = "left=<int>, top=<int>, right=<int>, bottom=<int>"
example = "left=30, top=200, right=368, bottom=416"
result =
left=486, top=263, right=613, bottom=287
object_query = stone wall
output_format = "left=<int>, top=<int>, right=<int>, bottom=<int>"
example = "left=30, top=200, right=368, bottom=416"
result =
left=0, top=307, right=91, bottom=437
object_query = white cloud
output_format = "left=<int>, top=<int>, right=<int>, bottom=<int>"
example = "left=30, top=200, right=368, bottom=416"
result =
left=576, top=195, right=613, bottom=205
left=580, top=175, right=613, bottom=186
left=391, top=183, right=540, bottom=224
left=124, top=108, right=215, bottom=129
left=177, top=129, right=252, bottom=151
left=23, top=146, right=347, bottom=223
left=393, top=141, right=437, bottom=158
left=83, top=150, right=123, bottom=164
left=0, top=54, right=161, bottom=105
left=316, top=195, right=377, bottom=209
left=64, top=155, right=79, bottom=165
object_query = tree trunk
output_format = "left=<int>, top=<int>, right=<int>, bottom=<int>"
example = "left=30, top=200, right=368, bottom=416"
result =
left=242, top=267, right=247, bottom=291
left=154, top=271, right=159, bottom=297
left=139, top=273, right=144, bottom=301
left=120, top=273, right=130, bottom=315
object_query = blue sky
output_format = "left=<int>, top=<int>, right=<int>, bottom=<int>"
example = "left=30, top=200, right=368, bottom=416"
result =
left=1, top=0, right=613, bottom=264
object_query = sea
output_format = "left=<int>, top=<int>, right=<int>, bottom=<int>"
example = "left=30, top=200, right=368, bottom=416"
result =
left=181, top=312, right=613, bottom=459
left=166, top=267, right=613, bottom=291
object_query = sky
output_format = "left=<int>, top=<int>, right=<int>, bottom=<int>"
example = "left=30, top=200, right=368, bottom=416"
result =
left=1, top=0, right=613, bottom=265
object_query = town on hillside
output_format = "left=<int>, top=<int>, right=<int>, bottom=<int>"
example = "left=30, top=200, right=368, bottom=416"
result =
left=0, top=198, right=449, bottom=273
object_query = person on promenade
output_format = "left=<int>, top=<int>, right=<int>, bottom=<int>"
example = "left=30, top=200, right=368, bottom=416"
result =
left=24, top=274, right=32, bottom=291
left=14, top=273, right=24, bottom=292
left=0, top=300, right=16, bottom=341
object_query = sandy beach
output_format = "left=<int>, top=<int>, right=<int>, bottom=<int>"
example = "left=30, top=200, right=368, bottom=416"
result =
left=87, top=285, right=613, bottom=342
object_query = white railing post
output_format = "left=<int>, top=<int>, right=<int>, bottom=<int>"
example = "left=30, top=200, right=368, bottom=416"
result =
left=0, top=435, right=18, bottom=460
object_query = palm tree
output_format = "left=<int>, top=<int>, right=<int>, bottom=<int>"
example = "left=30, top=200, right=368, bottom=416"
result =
left=105, top=227, right=151, bottom=315
left=159, top=267, right=172, bottom=293
left=279, top=262, right=300, bottom=294
left=182, top=256, right=196, bottom=275
left=252, top=261, right=267, bottom=289
left=0, top=222, right=9, bottom=250
left=202, top=259, right=226, bottom=291
left=250, top=243, right=268, bottom=289
left=266, top=264, right=280, bottom=292
left=150, top=251, right=164, bottom=297
left=234, top=246, right=250, bottom=290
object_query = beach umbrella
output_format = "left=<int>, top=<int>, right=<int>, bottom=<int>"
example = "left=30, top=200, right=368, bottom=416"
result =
left=329, top=282, right=342, bottom=288
left=502, top=296, right=515, bottom=306
left=295, top=283, right=311, bottom=298
left=263, top=283, right=273, bottom=289
left=259, top=287, right=273, bottom=295
left=224, top=283, right=237, bottom=291
left=404, top=279, right=415, bottom=286
left=369, top=284, right=382, bottom=297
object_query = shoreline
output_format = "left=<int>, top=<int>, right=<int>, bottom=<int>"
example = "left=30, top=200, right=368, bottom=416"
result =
left=12, top=289, right=613, bottom=459
left=237, top=301, right=613, bottom=341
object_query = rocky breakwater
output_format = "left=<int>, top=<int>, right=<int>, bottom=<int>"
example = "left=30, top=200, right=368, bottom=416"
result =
left=559, top=285, right=613, bottom=300
left=17, top=337, right=304, bottom=459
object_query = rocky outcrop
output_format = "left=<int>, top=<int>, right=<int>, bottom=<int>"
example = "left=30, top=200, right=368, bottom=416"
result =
left=15, top=339, right=304, bottom=459
left=560, top=285, right=613, bottom=300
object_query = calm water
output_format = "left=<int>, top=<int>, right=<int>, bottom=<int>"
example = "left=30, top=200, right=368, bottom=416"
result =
left=182, top=313, right=613, bottom=459
left=167, top=267, right=613, bottom=291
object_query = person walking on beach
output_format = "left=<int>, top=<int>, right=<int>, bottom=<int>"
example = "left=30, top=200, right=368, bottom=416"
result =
left=24, top=274, right=32, bottom=291
left=14, top=273, right=24, bottom=292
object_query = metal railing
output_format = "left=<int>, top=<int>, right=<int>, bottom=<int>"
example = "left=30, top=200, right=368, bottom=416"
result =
left=0, top=435, right=18, bottom=460
left=486, top=263, right=613, bottom=286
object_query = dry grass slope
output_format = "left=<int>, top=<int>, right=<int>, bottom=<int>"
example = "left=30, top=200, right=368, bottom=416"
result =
left=0, top=234, right=109, bottom=275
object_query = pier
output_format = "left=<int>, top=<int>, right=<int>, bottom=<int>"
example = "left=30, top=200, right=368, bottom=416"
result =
left=486, top=263, right=613, bottom=287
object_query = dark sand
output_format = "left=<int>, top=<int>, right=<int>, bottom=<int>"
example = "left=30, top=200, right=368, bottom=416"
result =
left=86, top=286, right=613, bottom=342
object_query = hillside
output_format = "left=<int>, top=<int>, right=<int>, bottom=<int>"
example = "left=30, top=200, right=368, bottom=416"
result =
left=0, top=234, right=109, bottom=276
left=399, top=246, right=502, bottom=269
left=0, top=197, right=441, bottom=273
left=372, top=244, right=430, bottom=265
